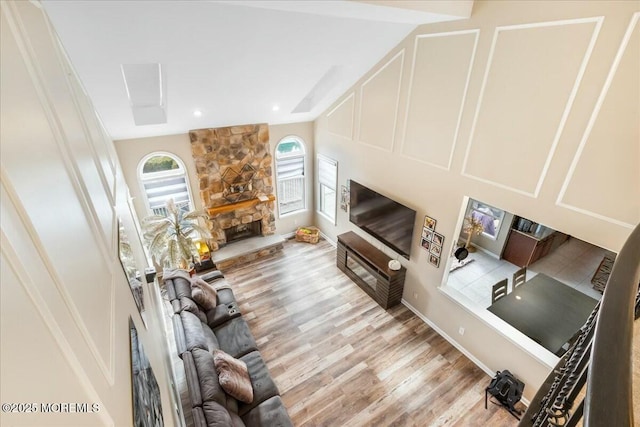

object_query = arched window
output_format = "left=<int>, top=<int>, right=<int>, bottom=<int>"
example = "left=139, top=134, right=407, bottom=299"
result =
left=275, top=137, right=306, bottom=216
left=138, top=152, right=193, bottom=216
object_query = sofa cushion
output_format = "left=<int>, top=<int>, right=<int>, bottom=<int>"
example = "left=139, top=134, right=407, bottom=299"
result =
left=229, top=410, right=246, bottom=427
left=213, top=317, right=258, bottom=359
left=191, top=348, right=227, bottom=407
left=237, top=351, right=280, bottom=416
left=216, top=287, right=236, bottom=306
left=200, top=270, right=225, bottom=283
left=201, top=401, right=234, bottom=427
left=181, top=297, right=207, bottom=323
left=192, top=277, right=218, bottom=310
left=241, top=396, right=293, bottom=427
left=213, top=349, right=254, bottom=404
left=172, top=276, right=193, bottom=300
left=181, top=311, right=209, bottom=352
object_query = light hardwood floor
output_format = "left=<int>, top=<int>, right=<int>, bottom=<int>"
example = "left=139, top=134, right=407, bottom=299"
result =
left=216, top=238, right=523, bottom=426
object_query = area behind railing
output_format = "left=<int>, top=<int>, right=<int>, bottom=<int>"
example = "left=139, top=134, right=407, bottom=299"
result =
left=519, top=223, right=640, bottom=427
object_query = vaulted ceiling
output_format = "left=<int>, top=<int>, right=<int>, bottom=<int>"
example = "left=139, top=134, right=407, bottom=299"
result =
left=42, top=0, right=472, bottom=140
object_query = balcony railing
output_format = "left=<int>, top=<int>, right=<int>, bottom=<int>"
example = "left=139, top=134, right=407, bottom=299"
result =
left=151, top=200, right=190, bottom=217
left=277, top=176, right=304, bottom=215
left=519, top=222, right=640, bottom=427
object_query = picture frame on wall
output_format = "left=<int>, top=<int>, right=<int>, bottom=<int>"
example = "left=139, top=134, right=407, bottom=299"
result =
left=429, top=254, right=440, bottom=267
left=430, top=244, right=442, bottom=257
left=432, top=232, right=444, bottom=247
left=130, top=318, right=164, bottom=427
left=424, top=216, right=437, bottom=231
left=340, top=185, right=349, bottom=212
left=421, top=239, right=431, bottom=251
left=422, top=227, right=433, bottom=241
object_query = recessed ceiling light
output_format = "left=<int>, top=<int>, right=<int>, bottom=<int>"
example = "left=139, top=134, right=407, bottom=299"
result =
left=272, top=104, right=280, bottom=112
left=193, top=110, right=202, bottom=117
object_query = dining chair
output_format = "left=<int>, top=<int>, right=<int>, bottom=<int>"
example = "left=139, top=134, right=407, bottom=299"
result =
left=512, top=267, right=527, bottom=290
left=491, top=279, right=509, bottom=304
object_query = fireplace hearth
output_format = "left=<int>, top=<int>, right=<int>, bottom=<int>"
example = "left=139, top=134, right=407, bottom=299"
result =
left=224, top=221, right=262, bottom=245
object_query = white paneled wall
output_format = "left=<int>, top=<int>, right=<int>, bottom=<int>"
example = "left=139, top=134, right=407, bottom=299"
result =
left=314, top=0, right=639, bottom=401
left=0, top=1, right=179, bottom=426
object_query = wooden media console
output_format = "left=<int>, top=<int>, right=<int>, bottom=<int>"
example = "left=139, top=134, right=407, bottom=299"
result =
left=337, top=231, right=406, bottom=309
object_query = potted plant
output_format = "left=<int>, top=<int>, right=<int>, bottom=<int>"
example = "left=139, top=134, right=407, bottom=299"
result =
left=142, top=199, right=212, bottom=270
left=462, top=215, right=485, bottom=252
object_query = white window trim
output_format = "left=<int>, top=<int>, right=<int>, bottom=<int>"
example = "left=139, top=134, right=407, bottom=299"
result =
left=137, top=151, right=194, bottom=216
left=316, top=154, right=338, bottom=225
left=275, top=136, right=307, bottom=218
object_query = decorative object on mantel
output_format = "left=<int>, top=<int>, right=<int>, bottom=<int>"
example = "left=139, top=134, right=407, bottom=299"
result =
left=463, top=215, right=484, bottom=253
left=295, top=226, right=320, bottom=244
left=221, top=163, right=257, bottom=203
left=142, top=198, right=212, bottom=269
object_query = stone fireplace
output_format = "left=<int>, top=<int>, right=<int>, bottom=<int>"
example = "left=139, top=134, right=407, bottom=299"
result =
left=189, top=123, right=276, bottom=251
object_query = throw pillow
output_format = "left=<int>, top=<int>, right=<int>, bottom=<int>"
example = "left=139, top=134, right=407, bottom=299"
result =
left=190, top=277, right=217, bottom=310
left=212, top=350, right=253, bottom=404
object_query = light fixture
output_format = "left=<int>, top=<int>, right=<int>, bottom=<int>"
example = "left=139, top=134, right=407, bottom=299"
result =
left=516, top=295, right=522, bottom=300
left=272, top=104, right=280, bottom=112
left=193, top=110, right=202, bottom=117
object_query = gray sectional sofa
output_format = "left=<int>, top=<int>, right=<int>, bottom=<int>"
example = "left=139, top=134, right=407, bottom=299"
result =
left=165, top=270, right=292, bottom=427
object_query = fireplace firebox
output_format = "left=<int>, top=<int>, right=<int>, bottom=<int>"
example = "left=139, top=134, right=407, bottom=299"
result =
left=224, top=221, right=262, bottom=245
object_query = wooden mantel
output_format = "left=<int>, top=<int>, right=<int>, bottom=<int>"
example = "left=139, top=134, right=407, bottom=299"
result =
left=207, top=194, right=275, bottom=216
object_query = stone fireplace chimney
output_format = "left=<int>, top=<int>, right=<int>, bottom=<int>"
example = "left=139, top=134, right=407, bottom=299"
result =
left=189, top=123, right=276, bottom=251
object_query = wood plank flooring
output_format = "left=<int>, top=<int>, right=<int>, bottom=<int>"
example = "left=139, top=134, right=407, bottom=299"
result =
left=218, top=238, right=524, bottom=426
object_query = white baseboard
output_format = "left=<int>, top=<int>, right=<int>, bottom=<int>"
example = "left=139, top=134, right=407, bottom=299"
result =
left=281, top=231, right=296, bottom=240
left=401, top=298, right=530, bottom=407
left=319, top=231, right=336, bottom=247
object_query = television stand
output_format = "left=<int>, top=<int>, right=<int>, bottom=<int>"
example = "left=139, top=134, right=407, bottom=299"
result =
left=337, top=231, right=406, bottom=309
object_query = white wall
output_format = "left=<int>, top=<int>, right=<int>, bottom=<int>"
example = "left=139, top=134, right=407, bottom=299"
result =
left=313, top=0, right=639, bottom=400
left=115, top=121, right=315, bottom=236
left=0, top=1, right=180, bottom=425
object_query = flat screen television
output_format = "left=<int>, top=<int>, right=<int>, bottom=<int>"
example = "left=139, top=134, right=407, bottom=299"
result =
left=349, top=180, right=416, bottom=259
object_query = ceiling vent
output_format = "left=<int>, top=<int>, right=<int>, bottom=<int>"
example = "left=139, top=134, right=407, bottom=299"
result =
left=121, top=63, right=166, bottom=126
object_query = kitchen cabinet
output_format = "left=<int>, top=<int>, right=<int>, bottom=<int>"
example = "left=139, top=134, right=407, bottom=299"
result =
left=502, top=226, right=568, bottom=267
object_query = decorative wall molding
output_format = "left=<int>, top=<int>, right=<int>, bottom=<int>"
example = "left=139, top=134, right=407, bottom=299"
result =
left=6, top=3, right=116, bottom=265
left=326, top=92, right=355, bottom=140
left=556, top=12, right=639, bottom=229
left=0, top=232, right=114, bottom=426
left=1, top=172, right=116, bottom=385
left=357, top=49, right=405, bottom=152
left=461, top=17, right=603, bottom=197
left=400, top=29, right=480, bottom=171
left=2, top=5, right=116, bottom=384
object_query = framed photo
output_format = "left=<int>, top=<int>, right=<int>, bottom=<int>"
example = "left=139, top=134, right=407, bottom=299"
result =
left=424, top=216, right=437, bottom=231
left=430, top=244, right=442, bottom=257
left=429, top=254, right=440, bottom=267
left=432, top=232, right=444, bottom=247
left=421, top=239, right=431, bottom=251
left=340, top=185, right=349, bottom=212
left=421, top=227, right=433, bottom=241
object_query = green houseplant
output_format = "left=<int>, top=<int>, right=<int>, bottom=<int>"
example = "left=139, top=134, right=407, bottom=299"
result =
left=142, top=199, right=212, bottom=269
